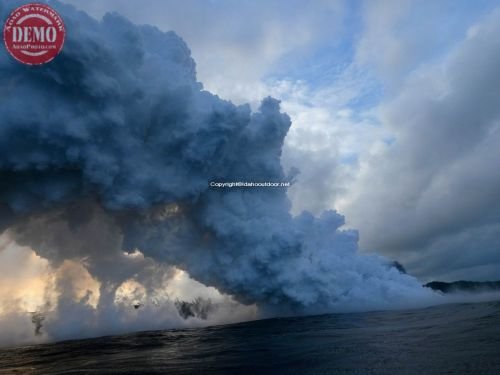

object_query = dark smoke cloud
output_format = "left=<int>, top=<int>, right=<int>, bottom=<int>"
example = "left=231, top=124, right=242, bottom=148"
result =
left=0, top=0, right=434, bottom=342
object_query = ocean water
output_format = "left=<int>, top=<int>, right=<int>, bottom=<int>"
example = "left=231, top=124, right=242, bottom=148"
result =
left=1, top=300, right=500, bottom=374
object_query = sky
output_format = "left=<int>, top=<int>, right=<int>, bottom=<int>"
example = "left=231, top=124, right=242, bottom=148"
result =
left=1, top=0, right=444, bottom=345
left=53, top=0, right=500, bottom=283
left=2, top=0, right=500, bottom=347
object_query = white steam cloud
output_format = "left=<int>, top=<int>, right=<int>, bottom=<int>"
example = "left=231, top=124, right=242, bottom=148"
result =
left=0, top=0, right=434, bottom=346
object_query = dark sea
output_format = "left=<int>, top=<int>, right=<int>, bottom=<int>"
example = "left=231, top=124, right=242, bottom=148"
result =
left=1, top=300, right=500, bottom=374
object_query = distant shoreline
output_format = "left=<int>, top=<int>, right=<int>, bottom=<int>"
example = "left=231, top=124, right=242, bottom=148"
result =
left=424, top=280, right=500, bottom=294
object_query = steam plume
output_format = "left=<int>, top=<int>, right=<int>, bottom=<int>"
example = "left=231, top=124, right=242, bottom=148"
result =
left=0, top=0, right=433, bottom=344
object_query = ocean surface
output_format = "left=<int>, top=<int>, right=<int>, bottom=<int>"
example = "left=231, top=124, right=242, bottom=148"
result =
left=1, top=300, right=500, bottom=374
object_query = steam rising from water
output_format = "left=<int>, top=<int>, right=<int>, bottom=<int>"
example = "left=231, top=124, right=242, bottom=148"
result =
left=0, top=0, right=433, bottom=346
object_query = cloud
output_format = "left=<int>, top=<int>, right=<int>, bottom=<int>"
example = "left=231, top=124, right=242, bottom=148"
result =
left=275, top=79, right=388, bottom=215
left=0, top=0, right=437, bottom=346
left=343, top=7, right=500, bottom=281
left=354, top=0, right=498, bottom=92
left=50, top=0, right=500, bottom=286
left=60, top=0, right=345, bottom=104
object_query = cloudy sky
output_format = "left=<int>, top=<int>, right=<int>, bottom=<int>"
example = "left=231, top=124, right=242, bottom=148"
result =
left=59, top=0, right=500, bottom=282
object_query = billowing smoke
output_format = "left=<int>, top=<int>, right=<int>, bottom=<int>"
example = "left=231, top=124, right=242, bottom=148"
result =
left=0, top=0, right=433, bottom=345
